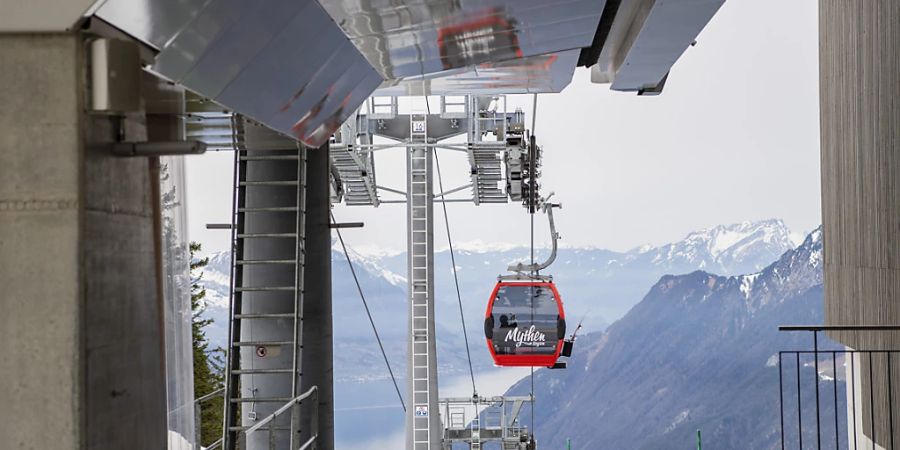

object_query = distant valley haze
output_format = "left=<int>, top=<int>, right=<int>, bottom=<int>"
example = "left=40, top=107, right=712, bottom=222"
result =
left=196, top=218, right=824, bottom=448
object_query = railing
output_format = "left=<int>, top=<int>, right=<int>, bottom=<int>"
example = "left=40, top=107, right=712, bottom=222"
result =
left=778, top=325, right=900, bottom=450
left=240, top=386, right=319, bottom=450
left=194, top=386, right=319, bottom=450
left=195, top=387, right=226, bottom=449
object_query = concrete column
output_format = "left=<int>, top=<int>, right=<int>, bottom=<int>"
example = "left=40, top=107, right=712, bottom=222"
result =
left=820, top=0, right=900, bottom=447
left=236, top=123, right=333, bottom=450
left=0, top=33, right=85, bottom=450
left=0, top=33, right=167, bottom=449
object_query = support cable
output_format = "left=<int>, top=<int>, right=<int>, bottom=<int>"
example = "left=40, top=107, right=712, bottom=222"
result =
left=331, top=211, right=406, bottom=412
left=425, top=93, right=478, bottom=397
left=434, top=151, right=478, bottom=397
left=529, top=92, right=538, bottom=439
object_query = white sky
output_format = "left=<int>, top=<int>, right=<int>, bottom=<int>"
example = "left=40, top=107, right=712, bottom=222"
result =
left=186, top=0, right=821, bottom=255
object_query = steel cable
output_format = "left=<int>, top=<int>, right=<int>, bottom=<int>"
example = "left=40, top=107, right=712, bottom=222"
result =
left=331, top=211, right=406, bottom=412
left=434, top=150, right=479, bottom=397
left=530, top=92, right=538, bottom=440
left=425, top=93, right=479, bottom=397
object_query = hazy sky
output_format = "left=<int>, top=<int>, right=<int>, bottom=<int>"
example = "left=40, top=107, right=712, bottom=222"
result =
left=186, top=0, right=821, bottom=255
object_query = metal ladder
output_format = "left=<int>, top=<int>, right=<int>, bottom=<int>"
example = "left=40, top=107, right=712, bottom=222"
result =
left=408, top=113, right=433, bottom=450
left=470, top=413, right=481, bottom=450
left=223, top=119, right=308, bottom=449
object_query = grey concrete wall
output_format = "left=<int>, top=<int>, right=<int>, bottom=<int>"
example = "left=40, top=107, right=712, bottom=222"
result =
left=0, top=33, right=167, bottom=449
left=82, top=101, right=168, bottom=450
left=0, top=33, right=84, bottom=450
left=820, top=0, right=900, bottom=447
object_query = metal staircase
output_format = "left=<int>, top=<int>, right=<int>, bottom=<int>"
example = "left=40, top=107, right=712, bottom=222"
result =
left=223, top=118, right=309, bottom=450
left=328, top=147, right=378, bottom=206
left=328, top=112, right=379, bottom=206
left=468, top=144, right=507, bottom=204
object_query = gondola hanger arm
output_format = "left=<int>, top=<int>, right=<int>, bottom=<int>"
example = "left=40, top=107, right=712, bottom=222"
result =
left=507, top=194, right=562, bottom=274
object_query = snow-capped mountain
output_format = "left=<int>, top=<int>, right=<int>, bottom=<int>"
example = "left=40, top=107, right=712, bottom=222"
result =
left=506, top=226, right=829, bottom=449
left=195, top=219, right=801, bottom=381
left=367, top=218, right=799, bottom=326
left=624, top=218, right=798, bottom=274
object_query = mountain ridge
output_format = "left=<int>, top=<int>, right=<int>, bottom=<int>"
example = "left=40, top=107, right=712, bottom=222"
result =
left=196, top=219, right=803, bottom=380
left=504, top=226, right=827, bottom=449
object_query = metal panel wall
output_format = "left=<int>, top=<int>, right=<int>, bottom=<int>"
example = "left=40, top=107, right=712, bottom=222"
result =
left=95, top=0, right=384, bottom=148
left=375, top=49, right=580, bottom=96
left=590, top=0, right=725, bottom=91
left=318, top=0, right=606, bottom=79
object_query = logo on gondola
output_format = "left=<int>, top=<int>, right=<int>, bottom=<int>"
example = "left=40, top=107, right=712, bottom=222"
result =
left=504, top=325, right=547, bottom=348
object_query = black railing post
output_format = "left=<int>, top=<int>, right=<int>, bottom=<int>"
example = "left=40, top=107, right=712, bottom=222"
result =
left=888, top=352, right=894, bottom=450
left=814, top=330, right=822, bottom=450
left=851, top=353, right=858, bottom=450
left=779, top=352, right=786, bottom=450
left=833, top=351, right=839, bottom=450
left=777, top=325, right=900, bottom=449
left=798, top=352, right=803, bottom=450
left=870, top=352, right=876, bottom=446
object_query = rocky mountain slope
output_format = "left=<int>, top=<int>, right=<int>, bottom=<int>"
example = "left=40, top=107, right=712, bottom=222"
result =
left=505, top=227, right=833, bottom=449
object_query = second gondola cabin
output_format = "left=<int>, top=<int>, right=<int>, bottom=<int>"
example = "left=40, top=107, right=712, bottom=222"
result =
left=484, top=280, right=566, bottom=367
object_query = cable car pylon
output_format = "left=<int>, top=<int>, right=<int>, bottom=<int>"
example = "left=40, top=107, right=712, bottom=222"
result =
left=330, top=95, right=549, bottom=450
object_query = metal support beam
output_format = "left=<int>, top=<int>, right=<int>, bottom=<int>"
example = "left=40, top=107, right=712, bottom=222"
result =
left=406, top=113, right=442, bottom=450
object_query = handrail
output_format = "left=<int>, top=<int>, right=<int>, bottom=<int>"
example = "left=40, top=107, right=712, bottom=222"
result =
left=244, top=385, right=319, bottom=435
left=194, top=385, right=319, bottom=450
left=195, top=387, right=226, bottom=404
left=194, top=387, right=226, bottom=448
left=779, top=324, right=900, bottom=331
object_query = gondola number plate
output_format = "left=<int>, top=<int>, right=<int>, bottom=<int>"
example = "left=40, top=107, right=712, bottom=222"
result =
left=412, top=120, right=425, bottom=133
left=415, top=406, right=428, bottom=417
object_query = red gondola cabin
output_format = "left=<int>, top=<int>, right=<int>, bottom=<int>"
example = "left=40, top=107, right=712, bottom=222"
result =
left=484, top=281, right=566, bottom=367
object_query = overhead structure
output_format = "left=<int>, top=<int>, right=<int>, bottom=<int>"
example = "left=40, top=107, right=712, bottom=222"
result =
left=79, top=0, right=723, bottom=147
left=585, top=0, right=727, bottom=94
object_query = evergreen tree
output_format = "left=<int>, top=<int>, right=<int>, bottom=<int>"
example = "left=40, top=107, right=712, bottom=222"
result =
left=190, top=242, right=225, bottom=446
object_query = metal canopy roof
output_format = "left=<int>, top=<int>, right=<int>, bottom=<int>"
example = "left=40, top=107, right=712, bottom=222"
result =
left=89, top=0, right=722, bottom=146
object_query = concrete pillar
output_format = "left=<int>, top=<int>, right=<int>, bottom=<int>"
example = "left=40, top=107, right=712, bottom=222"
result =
left=820, top=0, right=900, bottom=447
left=235, top=122, right=333, bottom=450
left=0, top=33, right=167, bottom=449
left=0, top=32, right=85, bottom=450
